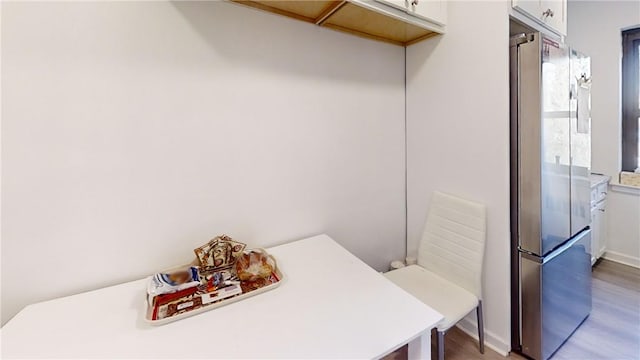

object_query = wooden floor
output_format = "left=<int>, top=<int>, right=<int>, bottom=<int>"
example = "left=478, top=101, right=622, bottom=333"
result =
left=551, top=259, right=640, bottom=360
left=384, top=259, right=640, bottom=360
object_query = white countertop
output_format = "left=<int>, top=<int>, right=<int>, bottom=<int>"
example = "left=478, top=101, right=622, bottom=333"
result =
left=1, top=234, right=442, bottom=359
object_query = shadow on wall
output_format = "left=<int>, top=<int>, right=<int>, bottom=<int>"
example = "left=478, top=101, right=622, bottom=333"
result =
left=170, top=1, right=402, bottom=86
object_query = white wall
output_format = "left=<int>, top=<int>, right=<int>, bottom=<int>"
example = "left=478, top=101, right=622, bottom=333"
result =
left=406, top=1, right=511, bottom=354
left=1, top=1, right=406, bottom=325
left=567, top=0, right=640, bottom=267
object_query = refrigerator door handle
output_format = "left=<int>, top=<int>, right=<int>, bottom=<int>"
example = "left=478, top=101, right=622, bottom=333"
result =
left=519, top=249, right=543, bottom=263
left=519, top=228, right=590, bottom=264
left=541, top=228, right=590, bottom=264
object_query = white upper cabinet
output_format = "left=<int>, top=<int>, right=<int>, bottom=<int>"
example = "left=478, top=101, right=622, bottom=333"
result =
left=512, top=0, right=540, bottom=18
left=378, top=0, right=408, bottom=11
left=512, top=0, right=566, bottom=36
left=411, top=0, right=446, bottom=26
left=375, top=0, right=446, bottom=27
left=541, top=0, right=566, bottom=35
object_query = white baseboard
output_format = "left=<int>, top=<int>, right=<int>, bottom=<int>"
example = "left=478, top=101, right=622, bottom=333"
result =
left=602, top=250, right=640, bottom=269
left=456, top=317, right=511, bottom=356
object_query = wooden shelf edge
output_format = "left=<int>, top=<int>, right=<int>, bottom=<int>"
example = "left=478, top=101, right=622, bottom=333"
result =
left=404, top=31, right=439, bottom=46
left=231, top=0, right=316, bottom=24
left=322, top=23, right=405, bottom=46
left=229, top=0, right=443, bottom=47
left=315, top=1, right=347, bottom=25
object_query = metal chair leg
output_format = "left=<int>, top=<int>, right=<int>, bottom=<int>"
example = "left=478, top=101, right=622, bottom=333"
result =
left=477, top=300, right=485, bottom=354
left=437, top=330, right=445, bottom=360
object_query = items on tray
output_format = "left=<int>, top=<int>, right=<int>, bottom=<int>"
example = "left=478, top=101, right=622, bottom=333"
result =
left=146, top=235, right=279, bottom=321
left=148, top=266, right=201, bottom=297
left=236, top=249, right=275, bottom=282
left=194, top=234, right=246, bottom=270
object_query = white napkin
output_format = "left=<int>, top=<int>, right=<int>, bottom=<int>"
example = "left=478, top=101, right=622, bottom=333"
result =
left=577, top=80, right=591, bottom=134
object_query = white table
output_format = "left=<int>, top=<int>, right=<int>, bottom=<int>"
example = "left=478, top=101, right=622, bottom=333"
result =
left=1, top=234, right=442, bottom=359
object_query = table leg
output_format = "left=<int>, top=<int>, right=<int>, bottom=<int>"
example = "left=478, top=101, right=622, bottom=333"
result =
left=407, top=331, right=430, bottom=360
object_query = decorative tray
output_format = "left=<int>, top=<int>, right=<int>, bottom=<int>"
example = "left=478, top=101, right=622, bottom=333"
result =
left=145, top=267, right=284, bottom=325
left=145, top=244, right=284, bottom=326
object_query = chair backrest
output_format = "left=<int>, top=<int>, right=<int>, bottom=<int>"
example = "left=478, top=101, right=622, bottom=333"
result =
left=417, top=191, right=487, bottom=299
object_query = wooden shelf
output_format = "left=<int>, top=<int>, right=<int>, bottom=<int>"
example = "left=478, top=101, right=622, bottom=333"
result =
left=231, top=0, right=444, bottom=46
left=232, top=0, right=341, bottom=24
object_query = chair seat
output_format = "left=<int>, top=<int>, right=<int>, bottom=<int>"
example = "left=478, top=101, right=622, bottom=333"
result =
left=384, top=265, right=479, bottom=331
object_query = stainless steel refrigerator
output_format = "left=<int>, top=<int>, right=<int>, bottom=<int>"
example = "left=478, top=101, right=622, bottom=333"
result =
left=509, top=32, right=593, bottom=360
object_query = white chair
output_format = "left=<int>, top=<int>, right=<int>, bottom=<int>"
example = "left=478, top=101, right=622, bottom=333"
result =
left=385, top=191, right=487, bottom=360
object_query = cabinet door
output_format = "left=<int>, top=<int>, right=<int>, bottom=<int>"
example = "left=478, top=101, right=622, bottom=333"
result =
left=512, top=0, right=566, bottom=36
left=375, top=0, right=408, bottom=11
left=512, top=0, right=541, bottom=18
left=596, top=199, right=607, bottom=258
left=409, top=0, right=446, bottom=26
left=373, top=0, right=446, bottom=26
left=590, top=206, right=599, bottom=265
left=540, top=0, right=566, bottom=35
left=596, top=182, right=607, bottom=202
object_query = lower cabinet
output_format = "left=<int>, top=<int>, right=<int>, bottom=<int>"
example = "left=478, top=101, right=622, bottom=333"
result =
left=590, top=187, right=608, bottom=265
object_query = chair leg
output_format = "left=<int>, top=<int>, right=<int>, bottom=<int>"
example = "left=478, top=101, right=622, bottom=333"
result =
left=437, top=330, right=445, bottom=360
left=476, top=300, right=485, bottom=354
